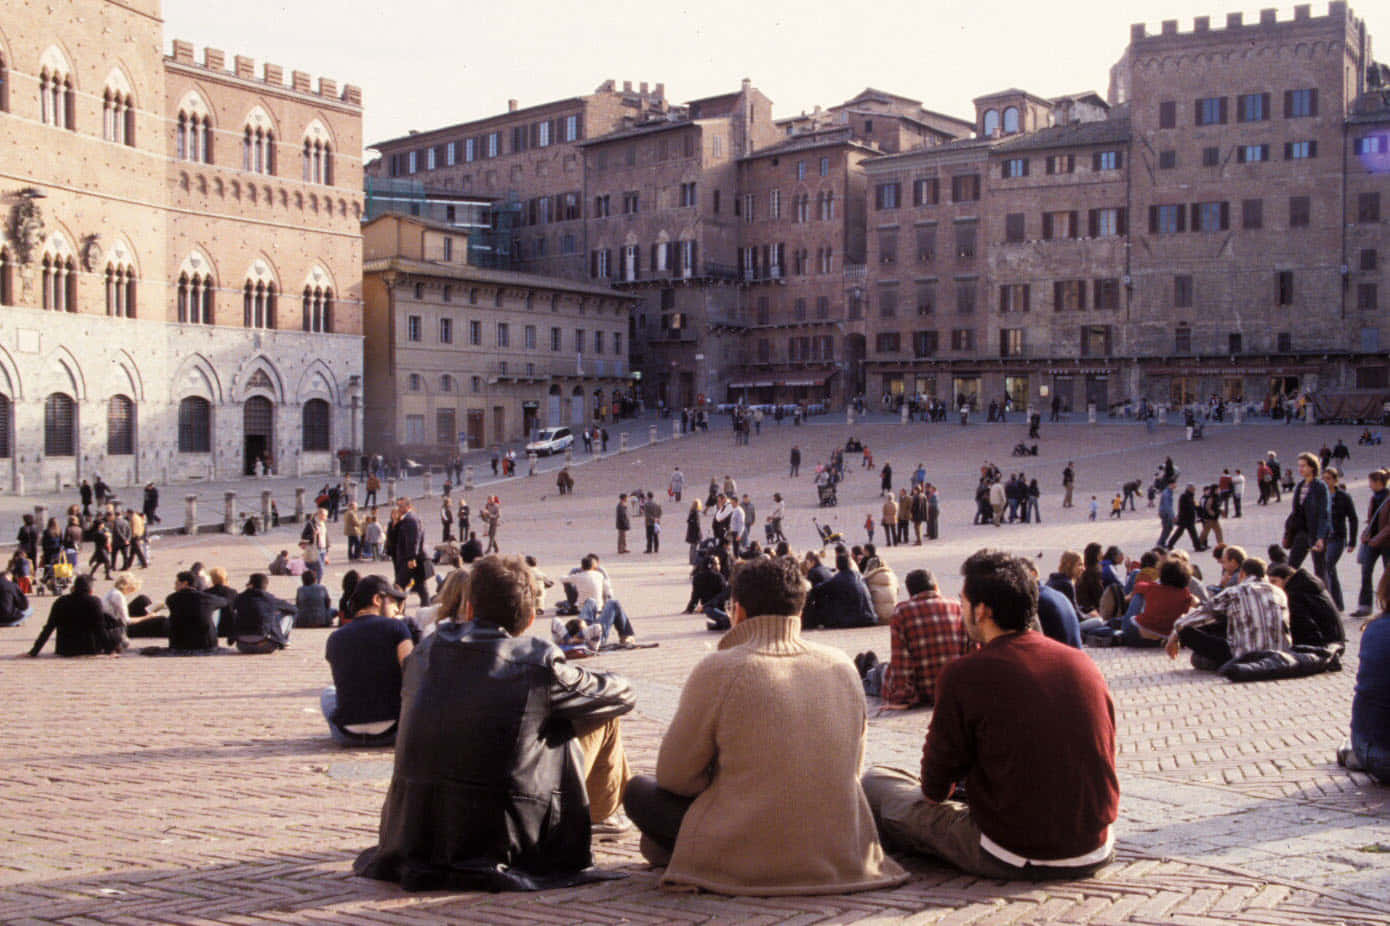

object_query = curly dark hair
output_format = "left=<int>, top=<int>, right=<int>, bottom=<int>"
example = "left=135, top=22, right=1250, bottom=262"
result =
left=960, top=549, right=1037, bottom=632
left=732, top=555, right=807, bottom=619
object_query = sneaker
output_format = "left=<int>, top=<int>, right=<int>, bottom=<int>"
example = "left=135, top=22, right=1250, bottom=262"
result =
left=592, top=811, right=634, bottom=839
left=1351, top=608, right=1373, bottom=618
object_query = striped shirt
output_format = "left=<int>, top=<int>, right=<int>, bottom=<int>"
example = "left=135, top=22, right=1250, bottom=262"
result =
left=1171, top=579, right=1291, bottom=658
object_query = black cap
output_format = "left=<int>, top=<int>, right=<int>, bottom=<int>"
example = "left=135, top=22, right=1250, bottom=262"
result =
left=350, top=575, right=408, bottom=613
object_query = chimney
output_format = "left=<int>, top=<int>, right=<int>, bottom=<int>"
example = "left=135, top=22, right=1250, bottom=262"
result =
left=508, top=99, right=518, bottom=112
left=741, top=77, right=752, bottom=92
left=654, top=82, right=665, bottom=99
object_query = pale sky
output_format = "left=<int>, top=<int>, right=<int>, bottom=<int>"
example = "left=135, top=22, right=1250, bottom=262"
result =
left=162, top=0, right=1385, bottom=152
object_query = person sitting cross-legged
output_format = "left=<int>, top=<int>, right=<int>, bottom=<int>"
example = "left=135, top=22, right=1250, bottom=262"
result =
left=624, top=555, right=908, bottom=895
left=860, top=568, right=970, bottom=708
left=165, top=570, right=224, bottom=652
left=570, top=554, right=637, bottom=645
left=354, top=553, right=636, bottom=892
left=862, top=549, right=1119, bottom=880
left=229, top=573, right=297, bottom=654
left=27, top=575, right=119, bottom=657
left=1165, top=557, right=1291, bottom=670
left=322, top=575, right=414, bottom=747
left=294, top=569, right=337, bottom=628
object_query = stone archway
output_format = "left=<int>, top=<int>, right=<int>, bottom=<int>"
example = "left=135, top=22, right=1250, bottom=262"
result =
left=243, top=395, right=274, bottom=475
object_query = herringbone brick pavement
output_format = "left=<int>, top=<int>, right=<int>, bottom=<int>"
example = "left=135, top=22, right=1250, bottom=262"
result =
left=3, top=419, right=1389, bottom=922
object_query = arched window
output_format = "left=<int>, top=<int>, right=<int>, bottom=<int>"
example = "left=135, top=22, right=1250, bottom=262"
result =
left=104, top=246, right=137, bottom=318
left=301, top=399, right=330, bottom=451
left=982, top=109, right=999, bottom=137
left=39, top=67, right=75, bottom=129
left=301, top=285, right=333, bottom=332
left=43, top=393, right=75, bottom=456
left=0, top=394, right=11, bottom=458
left=243, top=108, right=276, bottom=175
left=1002, top=106, right=1020, bottom=134
left=242, top=262, right=278, bottom=329
left=177, top=271, right=215, bottom=324
left=106, top=394, right=134, bottom=455
left=175, top=91, right=213, bottom=163
left=440, top=374, right=453, bottom=392
left=102, top=72, right=135, bottom=146
left=177, top=397, right=211, bottom=452
left=41, top=237, right=77, bottom=312
left=0, top=247, right=12, bottom=306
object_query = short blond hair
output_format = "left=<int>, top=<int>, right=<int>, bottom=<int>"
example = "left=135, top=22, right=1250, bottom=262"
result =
left=114, top=572, right=139, bottom=593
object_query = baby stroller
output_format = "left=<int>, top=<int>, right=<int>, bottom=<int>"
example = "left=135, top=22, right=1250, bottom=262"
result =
left=817, top=482, right=838, bottom=507
left=813, top=518, right=844, bottom=547
left=40, top=551, right=75, bottom=597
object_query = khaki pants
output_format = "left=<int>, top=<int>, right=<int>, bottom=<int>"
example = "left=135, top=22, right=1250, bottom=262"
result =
left=574, top=717, right=630, bottom=823
left=1064, top=485, right=1074, bottom=507
left=860, top=766, right=1112, bottom=881
left=992, top=504, right=1005, bottom=526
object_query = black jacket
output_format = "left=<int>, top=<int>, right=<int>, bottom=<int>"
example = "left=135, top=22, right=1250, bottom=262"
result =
left=1329, top=487, right=1358, bottom=544
left=1177, top=490, right=1198, bottom=527
left=1289, top=478, right=1331, bottom=541
left=29, top=592, right=115, bottom=657
left=354, top=621, right=635, bottom=892
left=166, top=587, right=222, bottom=651
left=392, top=512, right=425, bottom=570
left=685, top=510, right=701, bottom=544
left=801, top=568, right=877, bottom=629
left=1284, top=569, right=1345, bottom=647
left=230, top=588, right=296, bottom=646
left=615, top=502, right=630, bottom=531
left=0, top=574, right=29, bottom=626
left=686, top=568, right=728, bottom=612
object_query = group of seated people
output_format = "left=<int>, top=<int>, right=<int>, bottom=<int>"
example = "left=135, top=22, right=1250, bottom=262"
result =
left=350, top=548, right=1120, bottom=895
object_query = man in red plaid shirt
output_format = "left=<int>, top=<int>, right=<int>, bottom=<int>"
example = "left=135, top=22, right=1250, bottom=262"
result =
left=860, top=569, right=971, bottom=708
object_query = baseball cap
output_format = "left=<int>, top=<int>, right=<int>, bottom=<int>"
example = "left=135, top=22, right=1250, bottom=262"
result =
left=350, top=574, right=408, bottom=613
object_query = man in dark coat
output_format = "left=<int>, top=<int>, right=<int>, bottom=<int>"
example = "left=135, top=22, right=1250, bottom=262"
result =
left=391, top=497, right=427, bottom=605
left=1269, top=564, right=1345, bottom=647
left=166, top=570, right=223, bottom=651
left=1173, top=484, right=1204, bottom=551
left=354, top=554, right=636, bottom=892
left=29, top=576, right=116, bottom=657
left=802, top=553, right=877, bottom=629
left=230, top=573, right=297, bottom=653
left=615, top=494, right=631, bottom=554
left=79, top=480, right=93, bottom=518
left=143, top=483, right=161, bottom=524
left=0, top=571, right=31, bottom=627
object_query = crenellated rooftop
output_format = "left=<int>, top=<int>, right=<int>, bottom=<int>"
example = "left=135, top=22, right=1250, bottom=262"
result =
left=1129, top=1, right=1360, bottom=44
left=166, top=39, right=362, bottom=108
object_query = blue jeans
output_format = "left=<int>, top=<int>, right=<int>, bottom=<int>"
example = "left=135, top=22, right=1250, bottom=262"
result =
left=704, top=606, right=730, bottom=630
left=320, top=687, right=397, bottom=748
left=580, top=598, right=635, bottom=644
left=0, top=606, right=32, bottom=627
left=1358, top=546, right=1390, bottom=610
left=1348, top=731, right=1390, bottom=785
left=1324, top=537, right=1346, bottom=611
left=1119, top=594, right=1162, bottom=648
left=1157, top=514, right=1174, bottom=549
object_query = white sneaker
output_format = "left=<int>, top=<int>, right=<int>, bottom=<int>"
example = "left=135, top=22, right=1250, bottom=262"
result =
left=592, top=811, right=634, bottom=839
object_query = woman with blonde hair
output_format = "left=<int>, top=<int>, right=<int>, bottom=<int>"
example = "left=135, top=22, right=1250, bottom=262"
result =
left=415, top=567, right=471, bottom=635
left=1046, top=550, right=1085, bottom=613
left=102, top=572, right=139, bottom=650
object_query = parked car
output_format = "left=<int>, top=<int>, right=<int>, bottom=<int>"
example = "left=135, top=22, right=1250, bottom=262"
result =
left=525, top=427, right=574, bottom=456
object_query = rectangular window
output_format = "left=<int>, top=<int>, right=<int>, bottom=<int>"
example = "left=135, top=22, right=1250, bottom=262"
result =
left=1276, top=270, right=1295, bottom=305
left=912, top=178, right=939, bottom=206
left=465, top=138, right=476, bottom=161
left=913, top=330, right=939, bottom=357
left=1196, top=96, right=1227, bottom=125
left=878, top=287, right=898, bottom=318
left=1174, top=274, right=1194, bottom=307
left=405, top=415, right=425, bottom=445
left=426, top=147, right=436, bottom=170
left=1159, top=100, right=1177, bottom=129
left=1042, top=211, right=1078, bottom=240
left=955, top=282, right=976, bottom=315
left=1202, top=146, right=1220, bottom=166
left=439, top=317, right=453, bottom=343
left=796, top=160, right=806, bottom=180
left=496, top=323, right=509, bottom=347
left=1088, top=208, right=1125, bottom=238
left=955, top=225, right=976, bottom=259
left=1290, top=196, right=1311, bottom=227
left=1175, top=326, right=1192, bottom=353
left=1354, top=135, right=1388, bottom=155
left=408, top=151, right=418, bottom=174
left=1228, top=333, right=1243, bottom=354
left=1093, top=278, right=1120, bottom=310
left=1359, top=193, right=1381, bottom=223
left=1361, top=249, right=1378, bottom=272
left=1080, top=325, right=1112, bottom=357
left=1284, top=88, right=1318, bottom=118
left=487, top=132, right=499, bottom=157
left=916, top=282, right=935, bottom=316
left=436, top=408, right=456, bottom=446
left=916, top=226, right=936, bottom=262
left=998, top=284, right=1030, bottom=313
left=565, top=114, right=580, bottom=141
left=1193, top=201, right=1229, bottom=232
left=1005, top=213, right=1025, bottom=243
left=950, top=328, right=974, bottom=351
left=875, top=332, right=901, bottom=353
left=1001, top=158, right=1028, bottom=178
left=537, top=121, right=551, bottom=147
left=446, top=141, right=457, bottom=165
left=879, top=231, right=898, bottom=265
left=1237, top=144, right=1269, bottom=163
left=1045, top=154, right=1075, bottom=174
left=1358, top=283, right=1378, bottom=311
left=1357, top=362, right=1388, bottom=387
left=1284, top=140, right=1316, bottom=160
left=1242, top=198, right=1263, bottom=229
left=1151, top=204, right=1185, bottom=234
left=1158, top=149, right=1177, bottom=169
left=551, top=327, right=561, bottom=350
left=1093, top=150, right=1121, bottom=171
left=1000, top=328, right=1025, bottom=358
left=1054, top=279, right=1086, bottom=311
left=875, top=182, right=901, bottom=210
left=407, top=315, right=421, bottom=341
left=469, top=320, right=482, bottom=345
left=950, top=174, right=980, bottom=202
left=1237, top=92, right=1269, bottom=122
left=820, top=157, right=829, bottom=176
left=524, top=325, right=537, bottom=350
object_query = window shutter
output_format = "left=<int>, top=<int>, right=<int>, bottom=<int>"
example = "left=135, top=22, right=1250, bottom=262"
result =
left=1001, top=162, right=1009, bottom=179
left=1220, top=201, right=1230, bottom=230
left=650, top=244, right=658, bottom=271
left=1189, top=203, right=1200, bottom=231
left=590, top=250, right=598, bottom=278
left=1067, top=155, right=1075, bottom=173
left=1043, top=213, right=1054, bottom=239
left=999, top=287, right=1009, bottom=312
left=1283, top=141, right=1292, bottom=159
left=1176, top=206, right=1186, bottom=233
left=1148, top=206, right=1158, bottom=234
left=1022, top=284, right=1030, bottom=311
left=1088, top=209, right=1099, bottom=239
left=1117, top=208, right=1128, bottom=235
left=634, top=247, right=642, bottom=277
left=1092, top=151, right=1101, bottom=171
left=1194, top=98, right=1202, bottom=125
left=605, top=249, right=613, bottom=275
left=1115, top=151, right=1123, bottom=169
left=1022, top=159, right=1029, bottom=177
left=1054, top=281, right=1064, bottom=309
left=1068, top=212, right=1079, bottom=238
left=875, top=186, right=883, bottom=209
left=1260, top=93, right=1271, bottom=120
left=1309, top=140, right=1318, bottom=158
left=1046, top=156, right=1055, bottom=175
left=1309, top=89, right=1318, bottom=117
left=1260, top=144, right=1269, bottom=161
left=1077, top=280, right=1087, bottom=310
left=1219, top=97, right=1228, bottom=124
left=1283, top=90, right=1293, bottom=117
left=668, top=241, right=677, bottom=271
left=1237, top=146, right=1247, bottom=164
left=690, top=241, right=697, bottom=271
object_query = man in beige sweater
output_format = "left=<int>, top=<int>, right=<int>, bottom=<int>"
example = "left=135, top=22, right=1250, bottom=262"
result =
left=623, top=556, right=907, bottom=896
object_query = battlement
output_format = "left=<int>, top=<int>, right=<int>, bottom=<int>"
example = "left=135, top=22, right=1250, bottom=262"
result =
left=1128, top=2, right=1359, bottom=44
left=167, top=39, right=362, bottom=108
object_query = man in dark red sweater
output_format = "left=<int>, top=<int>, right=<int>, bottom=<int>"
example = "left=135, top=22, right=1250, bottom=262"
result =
left=863, top=549, right=1119, bottom=879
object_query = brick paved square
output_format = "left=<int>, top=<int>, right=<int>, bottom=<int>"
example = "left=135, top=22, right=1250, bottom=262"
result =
left=2, top=415, right=1389, bottom=923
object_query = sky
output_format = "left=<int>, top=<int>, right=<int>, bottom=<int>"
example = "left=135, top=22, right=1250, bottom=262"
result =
left=162, top=0, right=1386, bottom=151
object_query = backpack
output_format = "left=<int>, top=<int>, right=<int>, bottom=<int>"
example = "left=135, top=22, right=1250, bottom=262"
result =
left=301, top=520, right=316, bottom=543
left=1098, top=583, right=1126, bottom=621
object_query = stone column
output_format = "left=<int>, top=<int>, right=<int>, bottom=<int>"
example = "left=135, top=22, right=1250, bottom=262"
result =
left=15, top=472, right=24, bottom=495
left=648, top=424, right=657, bottom=445
left=294, top=487, right=306, bottom=522
left=184, top=495, right=198, bottom=535
left=224, top=492, right=237, bottom=534
left=1235, top=405, right=1243, bottom=425
left=1087, top=403, right=1097, bottom=425
left=565, top=446, right=574, bottom=464
left=619, top=432, right=630, bottom=453
left=424, top=471, right=433, bottom=496
left=387, top=479, right=397, bottom=505
left=900, top=405, right=909, bottom=425
left=53, top=473, right=62, bottom=493
left=527, top=452, right=538, bottom=476
left=464, top=466, right=475, bottom=491
left=261, top=490, right=273, bottom=529
left=847, top=407, right=855, bottom=426
left=672, top=421, right=682, bottom=440
left=1158, top=407, right=1168, bottom=426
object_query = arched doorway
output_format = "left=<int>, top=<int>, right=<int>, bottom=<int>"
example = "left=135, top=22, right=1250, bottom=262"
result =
left=244, top=395, right=274, bottom=474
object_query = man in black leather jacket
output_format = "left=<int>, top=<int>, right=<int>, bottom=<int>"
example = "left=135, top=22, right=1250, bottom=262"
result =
left=802, top=552, right=878, bottom=629
left=355, top=553, right=636, bottom=892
